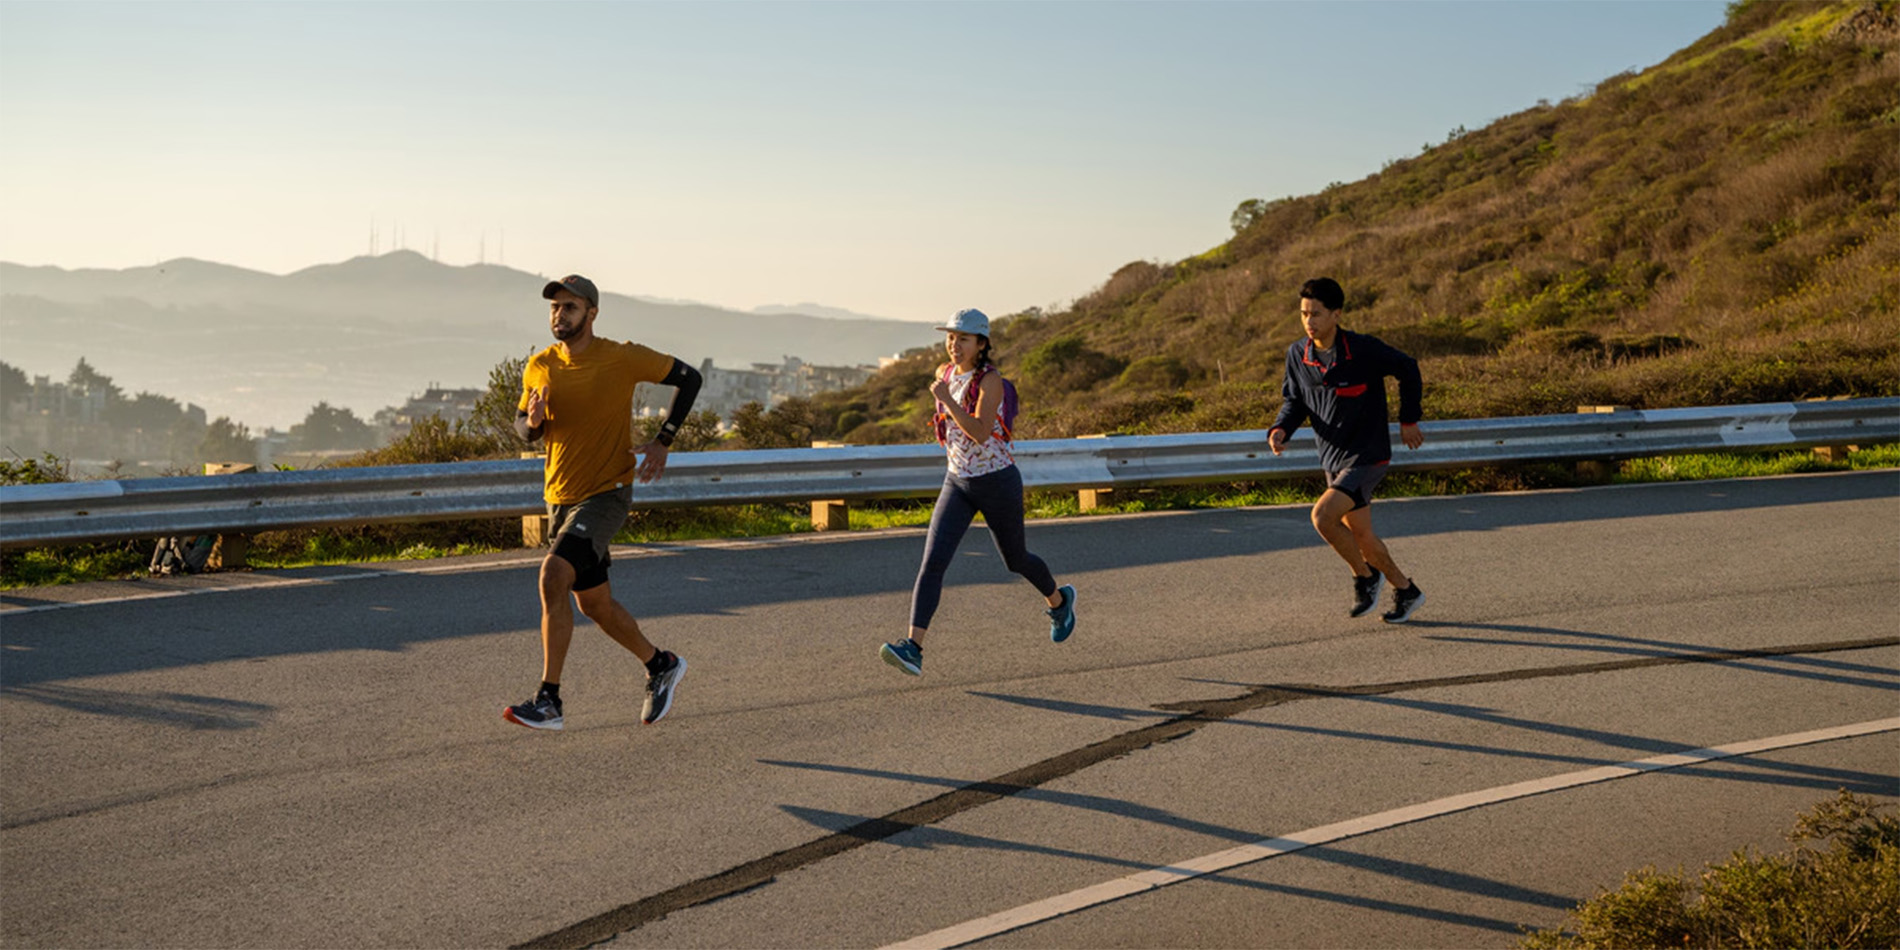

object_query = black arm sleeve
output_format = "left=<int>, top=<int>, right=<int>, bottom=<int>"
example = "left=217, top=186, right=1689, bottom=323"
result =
left=514, top=410, right=544, bottom=443
left=653, top=359, right=703, bottom=447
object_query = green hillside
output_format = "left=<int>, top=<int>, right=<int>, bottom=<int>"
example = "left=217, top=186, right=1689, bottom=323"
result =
left=745, top=0, right=1898, bottom=448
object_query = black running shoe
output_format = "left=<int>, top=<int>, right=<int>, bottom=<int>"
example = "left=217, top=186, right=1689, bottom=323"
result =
left=642, top=651, right=687, bottom=724
left=1350, top=568, right=1384, bottom=618
left=1383, top=582, right=1426, bottom=624
left=503, top=691, right=563, bottom=730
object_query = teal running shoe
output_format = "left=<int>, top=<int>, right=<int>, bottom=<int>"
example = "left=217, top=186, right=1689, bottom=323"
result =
left=880, top=638, right=923, bottom=676
left=1047, top=585, right=1077, bottom=643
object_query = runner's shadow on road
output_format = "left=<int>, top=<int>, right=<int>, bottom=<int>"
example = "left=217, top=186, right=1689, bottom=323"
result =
left=776, top=797, right=1568, bottom=933
left=3, top=684, right=272, bottom=730
left=967, top=688, right=1897, bottom=798
left=1414, top=621, right=1900, bottom=691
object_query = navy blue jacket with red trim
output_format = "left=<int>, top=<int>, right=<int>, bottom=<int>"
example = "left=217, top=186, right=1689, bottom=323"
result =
left=1269, top=329, right=1422, bottom=473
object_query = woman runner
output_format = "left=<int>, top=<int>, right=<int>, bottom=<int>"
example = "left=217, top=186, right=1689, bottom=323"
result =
left=880, top=308, right=1077, bottom=676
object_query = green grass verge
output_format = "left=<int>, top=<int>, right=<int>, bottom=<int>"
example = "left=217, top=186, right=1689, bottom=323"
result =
left=4, top=444, right=1895, bottom=589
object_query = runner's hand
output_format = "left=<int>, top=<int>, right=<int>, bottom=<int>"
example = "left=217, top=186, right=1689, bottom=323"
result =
left=1400, top=423, right=1423, bottom=450
left=635, top=441, right=669, bottom=483
left=1267, top=428, right=1287, bottom=456
left=928, top=378, right=953, bottom=404
left=524, top=386, right=548, bottom=427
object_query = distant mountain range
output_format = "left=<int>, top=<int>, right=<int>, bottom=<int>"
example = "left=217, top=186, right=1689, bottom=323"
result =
left=0, top=251, right=935, bottom=430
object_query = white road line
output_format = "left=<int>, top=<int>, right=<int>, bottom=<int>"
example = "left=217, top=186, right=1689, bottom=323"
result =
left=882, top=716, right=1900, bottom=950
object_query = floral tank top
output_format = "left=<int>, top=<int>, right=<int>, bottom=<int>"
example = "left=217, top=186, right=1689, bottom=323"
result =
left=944, top=368, right=1014, bottom=478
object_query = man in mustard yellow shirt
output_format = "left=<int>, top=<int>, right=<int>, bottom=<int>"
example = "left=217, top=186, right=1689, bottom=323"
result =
left=503, top=274, right=703, bottom=731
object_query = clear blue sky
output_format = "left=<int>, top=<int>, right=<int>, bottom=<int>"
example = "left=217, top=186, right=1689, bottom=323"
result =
left=0, top=0, right=1728, bottom=322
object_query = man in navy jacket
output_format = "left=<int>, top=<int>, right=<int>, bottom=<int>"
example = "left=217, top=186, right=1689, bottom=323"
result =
left=1268, top=277, right=1427, bottom=623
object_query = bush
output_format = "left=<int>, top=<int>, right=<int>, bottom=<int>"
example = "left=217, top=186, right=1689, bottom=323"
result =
left=1118, top=356, right=1190, bottom=391
left=342, top=415, right=510, bottom=467
left=1020, top=335, right=1126, bottom=392
left=1521, top=790, right=1900, bottom=950
left=0, top=452, right=70, bottom=485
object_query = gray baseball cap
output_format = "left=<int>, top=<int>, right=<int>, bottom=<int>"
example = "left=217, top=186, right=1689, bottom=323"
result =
left=933, top=308, right=990, bottom=336
left=542, top=274, right=600, bottom=309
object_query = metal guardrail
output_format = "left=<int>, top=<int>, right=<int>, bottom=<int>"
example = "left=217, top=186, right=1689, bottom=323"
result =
left=2, top=398, right=1894, bottom=549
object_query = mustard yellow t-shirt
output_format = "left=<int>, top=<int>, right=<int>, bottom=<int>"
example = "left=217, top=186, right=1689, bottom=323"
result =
left=519, top=339, right=675, bottom=505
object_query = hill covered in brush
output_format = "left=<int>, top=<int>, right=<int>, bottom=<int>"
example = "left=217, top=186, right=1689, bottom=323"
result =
left=734, top=0, right=1898, bottom=449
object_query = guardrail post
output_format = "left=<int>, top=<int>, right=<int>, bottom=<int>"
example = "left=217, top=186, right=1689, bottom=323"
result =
left=202, top=462, right=256, bottom=569
left=1812, top=444, right=1859, bottom=462
left=1077, top=434, right=1116, bottom=510
left=1573, top=407, right=1631, bottom=482
left=810, top=441, right=849, bottom=530
left=520, top=452, right=549, bottom=547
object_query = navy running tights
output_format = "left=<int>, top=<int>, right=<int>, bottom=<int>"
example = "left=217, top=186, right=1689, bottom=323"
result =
left=909, top=465, right=1058, bottom=630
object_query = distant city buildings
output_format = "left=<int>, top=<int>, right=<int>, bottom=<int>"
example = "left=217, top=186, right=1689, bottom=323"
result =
left=375, top=385, right=483, bottom=441
left=637, top=356, right=877, bottom=420
left=1, top=374, right=206, bottom=474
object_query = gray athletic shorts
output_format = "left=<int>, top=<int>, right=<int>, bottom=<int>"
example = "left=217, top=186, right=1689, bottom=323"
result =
left=1327, top=463, right=1389, bottom=512
left=547, top=485, right=632, bottom=591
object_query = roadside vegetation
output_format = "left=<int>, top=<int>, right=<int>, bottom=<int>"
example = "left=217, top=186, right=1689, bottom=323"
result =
left=1520, top=790, right=1900, bottom=949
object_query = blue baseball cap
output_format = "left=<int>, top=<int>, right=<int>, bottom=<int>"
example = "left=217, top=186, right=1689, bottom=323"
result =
left=933, top=308, right=990, bottom=336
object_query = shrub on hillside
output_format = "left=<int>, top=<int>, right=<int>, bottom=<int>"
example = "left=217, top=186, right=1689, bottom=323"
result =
left=1520, top=790, right=1900, bottom=950
left=1117, top=356, right=1191, bottom=391
left=342, top=415, right=510, bottom=467
left=1020, top=335, right=1126, bottom=392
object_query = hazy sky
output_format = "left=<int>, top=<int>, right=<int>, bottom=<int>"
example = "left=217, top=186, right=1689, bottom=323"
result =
left=1, top=1, right=1727, bottom=323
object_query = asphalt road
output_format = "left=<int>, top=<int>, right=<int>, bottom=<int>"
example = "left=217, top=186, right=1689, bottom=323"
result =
left=3, top=470, right=1897, bottom=949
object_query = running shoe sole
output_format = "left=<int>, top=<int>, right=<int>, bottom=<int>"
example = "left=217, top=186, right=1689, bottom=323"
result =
left=502, top=707, right=564, bottom=730
left=880, top=643, right=922, bottom=676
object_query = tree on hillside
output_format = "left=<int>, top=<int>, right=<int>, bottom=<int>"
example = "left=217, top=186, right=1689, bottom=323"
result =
left=731, top=398, right=821, bottom=449
left=0, top=360, right=27, bottom=405
left=66, top=357, right=123, bottom=403
left=1230, top=198, right=1277, bottom=235
left=198, top=417, right=257, bottom=465
left=469, top=351, right=532, bottom=451
left=289, top=402, right=377, bottom=451
left=106, top=392, right=185, bottom=431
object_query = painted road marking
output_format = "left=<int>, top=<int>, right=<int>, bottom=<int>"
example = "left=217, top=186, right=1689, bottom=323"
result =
left=882, top=716, right=1900, bottom=950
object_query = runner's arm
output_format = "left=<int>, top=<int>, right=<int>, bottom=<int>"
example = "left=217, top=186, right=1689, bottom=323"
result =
left=942, top=373, right=1003, bottom=442
left=652, top=359, right=703, bottom=447
left=1268, top=351, right=1310, bottom=447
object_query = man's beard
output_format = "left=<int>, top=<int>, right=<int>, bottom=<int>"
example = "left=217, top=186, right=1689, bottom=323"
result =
left=552, top=321, right=583, bottom=341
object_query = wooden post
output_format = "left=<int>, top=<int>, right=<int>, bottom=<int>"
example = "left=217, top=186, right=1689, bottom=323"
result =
left=203, top=462, right=257, bottom=570
left=1573, top=407, right=1629, bottom=483
left=811, top=499, right=849, bottom=532
left=521, top=452, right=549, bottom=547
left=810, top=441, right=849, bottom=531
left=1812, top=444, right=1858, bottom=463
